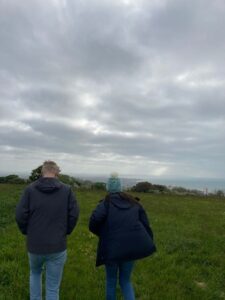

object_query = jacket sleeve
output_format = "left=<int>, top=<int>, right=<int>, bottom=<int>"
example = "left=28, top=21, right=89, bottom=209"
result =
left=89, top=200, right=107, bottom=236
left=15, top=187, right=30, bottom=235
left=139, top=205, right=154, bottom=240
left=67, top=188, right=79, bottom=235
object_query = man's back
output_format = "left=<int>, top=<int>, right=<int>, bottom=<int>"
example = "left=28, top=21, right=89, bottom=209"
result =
left=16, top=177, right=79, bottom=254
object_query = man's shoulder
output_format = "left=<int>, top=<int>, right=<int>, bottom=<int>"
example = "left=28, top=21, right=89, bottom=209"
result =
left=58, top=181, right=73, bottom=192
left=25, top=181, right=36, bottom=191
left=24, top=180, right=72, bottom=192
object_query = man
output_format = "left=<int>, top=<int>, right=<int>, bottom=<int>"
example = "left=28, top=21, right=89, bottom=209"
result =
left=16, top=160, right=79, bottom=300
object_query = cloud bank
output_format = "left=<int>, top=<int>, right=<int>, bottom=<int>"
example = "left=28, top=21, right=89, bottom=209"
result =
left=0, top=0, right=224, bottom=178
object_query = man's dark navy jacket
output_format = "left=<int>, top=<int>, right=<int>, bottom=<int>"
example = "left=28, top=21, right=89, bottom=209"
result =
left=16, top=177, right=79, bottom=254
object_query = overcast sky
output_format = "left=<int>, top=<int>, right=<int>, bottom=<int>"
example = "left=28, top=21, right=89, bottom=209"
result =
left=0, top=0, right=224, bottom=178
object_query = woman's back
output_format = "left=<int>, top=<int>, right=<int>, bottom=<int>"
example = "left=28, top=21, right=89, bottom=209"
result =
left=105, top=193, right=140, bottom=232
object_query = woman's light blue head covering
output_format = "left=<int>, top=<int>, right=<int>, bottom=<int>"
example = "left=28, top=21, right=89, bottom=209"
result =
left=106, top=172, right=122, bottom=193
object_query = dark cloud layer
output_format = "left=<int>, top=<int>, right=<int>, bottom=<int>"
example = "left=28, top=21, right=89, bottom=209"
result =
left=0, top=0, right=224, bottom=178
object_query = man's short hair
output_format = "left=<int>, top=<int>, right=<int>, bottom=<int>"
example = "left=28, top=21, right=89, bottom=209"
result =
left=41, top=160, right=61, bottom=176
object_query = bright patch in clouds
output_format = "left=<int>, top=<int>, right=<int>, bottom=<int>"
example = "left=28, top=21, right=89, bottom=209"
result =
left=80, top=93, right=99, bottom=108
left=152, top=166, right=168, bottom=177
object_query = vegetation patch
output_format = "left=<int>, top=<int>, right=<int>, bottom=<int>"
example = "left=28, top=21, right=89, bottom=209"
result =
left=0, top=185, right=225, bottom=299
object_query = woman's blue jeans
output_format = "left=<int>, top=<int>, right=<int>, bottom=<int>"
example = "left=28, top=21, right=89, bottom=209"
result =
left=105, top=261, right=135, bottom=300
left=28, top=250, right=67, bottom=300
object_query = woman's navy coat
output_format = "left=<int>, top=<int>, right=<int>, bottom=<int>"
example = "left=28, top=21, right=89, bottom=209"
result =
left=89, top=193, right=156, bottom=266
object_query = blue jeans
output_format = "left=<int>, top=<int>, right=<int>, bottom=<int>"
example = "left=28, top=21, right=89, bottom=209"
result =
left=28, top=250, right=67, bottom=300
left=105, top=261, right=135, bottom=300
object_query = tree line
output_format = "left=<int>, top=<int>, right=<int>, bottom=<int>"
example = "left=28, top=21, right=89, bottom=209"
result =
left=0, top=166, right=224, bottom=197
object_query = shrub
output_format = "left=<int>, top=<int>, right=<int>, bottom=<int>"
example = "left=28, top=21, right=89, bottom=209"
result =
left=215, top=190, right=224, bottom=197
left=132, top=181, right=153, bottom=193
left=0, top=175, right=26, bottom=184
left=92, top=182, right=106, bottom=190
left=58, top=174, right=81, bottom=187
left=29, top=165, right=42, bottom=182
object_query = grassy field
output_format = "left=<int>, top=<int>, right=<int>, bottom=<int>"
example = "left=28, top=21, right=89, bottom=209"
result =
left=0, top=184, right=225, bottom=300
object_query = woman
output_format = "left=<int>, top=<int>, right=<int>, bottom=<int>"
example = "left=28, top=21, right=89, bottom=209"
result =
left=89, top=173, right=156, bottom=300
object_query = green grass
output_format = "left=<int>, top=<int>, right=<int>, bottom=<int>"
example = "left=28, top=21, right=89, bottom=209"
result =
left=0, top=184, right=225, bottom=299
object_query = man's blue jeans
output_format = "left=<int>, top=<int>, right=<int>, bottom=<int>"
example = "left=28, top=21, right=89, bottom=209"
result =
left=105, top=261, right=135, bottom=300
left=28, top=250, right=67, bottom=300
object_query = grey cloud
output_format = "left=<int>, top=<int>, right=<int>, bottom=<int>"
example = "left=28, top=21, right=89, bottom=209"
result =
left=0, top=0, right=225, bottom=178
left=134, top=0, right=225, bottom=65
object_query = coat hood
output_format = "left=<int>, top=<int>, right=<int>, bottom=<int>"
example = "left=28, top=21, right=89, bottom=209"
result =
left=34, top=177, right=62, bottom=193
left=109, top=193, right=132, bottom=209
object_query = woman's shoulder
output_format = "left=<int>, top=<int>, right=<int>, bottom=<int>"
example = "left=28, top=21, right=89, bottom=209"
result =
left=119, top=192, right=142, bottom=206
left=97, top=198, right=110, bottom=211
